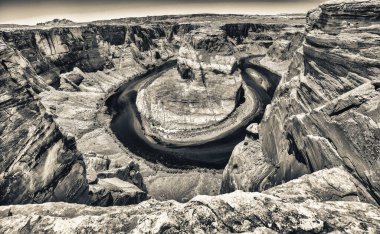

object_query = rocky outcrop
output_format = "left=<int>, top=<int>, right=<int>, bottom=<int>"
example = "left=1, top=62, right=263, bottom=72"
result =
left=222, top=23, right=300, bottom=58
left=0, top=40, right=88, bottom=205
left=222, top=22, right=305, bottom=76
left=264, top=166, right=377, bottom=204
left=236, top=0, right=380, bottom=203
left=259, top=30, right=305, bottom=75
left=88, top=178, right=148, bottom=206
left=0, top=168, right=379, bottom=233
left=284, top=81, right=380, bottom=200
left=220, top=133, right=276, bottom=193
left=177, top=27, right=236, bottom=76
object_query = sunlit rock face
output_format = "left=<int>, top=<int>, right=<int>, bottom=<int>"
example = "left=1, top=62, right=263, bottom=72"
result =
left=136, top=27, right=256, bottom=145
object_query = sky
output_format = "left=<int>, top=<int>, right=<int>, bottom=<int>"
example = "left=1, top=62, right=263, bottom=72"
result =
left=0, top=0, right=326, bottom=25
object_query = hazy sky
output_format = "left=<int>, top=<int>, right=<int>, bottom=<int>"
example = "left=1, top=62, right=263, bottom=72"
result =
left=0, top=0, right=325, bottom=25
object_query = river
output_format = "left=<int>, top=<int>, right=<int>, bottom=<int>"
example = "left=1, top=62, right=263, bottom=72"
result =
left=106, top=60, right=280, bottom=169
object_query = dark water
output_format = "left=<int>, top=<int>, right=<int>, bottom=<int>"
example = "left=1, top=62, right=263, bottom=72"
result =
left=106, top=61, right=279, bottom=169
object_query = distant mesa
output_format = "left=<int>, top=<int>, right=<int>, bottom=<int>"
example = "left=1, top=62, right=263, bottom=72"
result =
left=37, top=18, right=76, bottom=26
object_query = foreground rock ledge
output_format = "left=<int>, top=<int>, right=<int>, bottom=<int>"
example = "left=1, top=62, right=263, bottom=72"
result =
left=0, top=168, right=379, bottom=233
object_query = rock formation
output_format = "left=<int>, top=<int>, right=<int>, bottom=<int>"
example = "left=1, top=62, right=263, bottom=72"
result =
left=0, top=0, right=379, bottom=232
left=136, top=27, right=257, bottom=145
left=0, top=40, right=88, bottom=205
left=222, top=0, right=380, bottom=205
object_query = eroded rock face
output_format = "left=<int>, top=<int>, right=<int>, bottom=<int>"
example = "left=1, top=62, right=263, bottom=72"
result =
left=0, top=24, right=188, bottom=88
left=0, top=40, right=89, bottom=205
left=242, top=0, right=380, bottom=202
left=264, top=167, right=377, bottom=204
left=0, top=168, right=379, bottom=233
left=285, top=81, right=380, bottom=200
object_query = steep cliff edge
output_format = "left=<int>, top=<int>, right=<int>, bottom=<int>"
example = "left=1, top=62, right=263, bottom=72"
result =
left=222, top=0, right=380, bottom=203
left=0, top=40, right=88, bottom=205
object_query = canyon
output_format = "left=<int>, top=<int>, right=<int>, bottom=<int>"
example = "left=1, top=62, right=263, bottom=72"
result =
left=0, top=0, right=379, bottom=233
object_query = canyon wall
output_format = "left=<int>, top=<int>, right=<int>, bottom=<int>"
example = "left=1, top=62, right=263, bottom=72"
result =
left=0, top=23, right=194, bottom=205
left=222, top=0, right=380, bottom=204
left=0, top=40, right=88, bottom=205
left=1, top=24, right=194, bottom=88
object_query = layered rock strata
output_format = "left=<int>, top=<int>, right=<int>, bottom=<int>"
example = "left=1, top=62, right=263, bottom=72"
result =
left=222, top=0, right=380, bottom=205
left=0, top=24, right=192, bottom=88
left=0, top=40, right=88, bottom=205
left=223, top=23, right=305, bottom=76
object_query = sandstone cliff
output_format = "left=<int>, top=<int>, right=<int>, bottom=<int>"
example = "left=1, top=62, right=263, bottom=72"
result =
left=222, top=0, right=380, bottom=205
left=0, top=40, right=88, bottom=205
